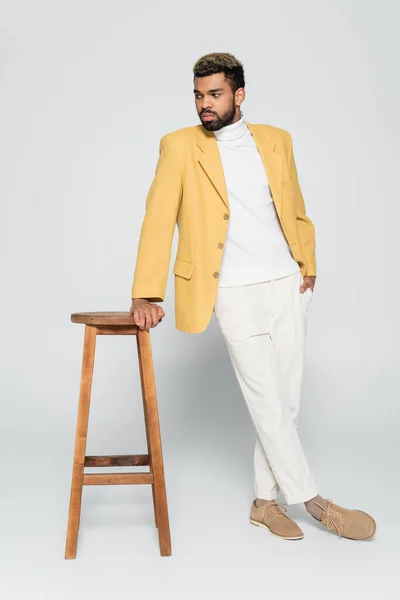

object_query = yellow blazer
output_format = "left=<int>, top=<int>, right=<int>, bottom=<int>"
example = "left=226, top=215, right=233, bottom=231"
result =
left=131, top=121, right=316, bottom=334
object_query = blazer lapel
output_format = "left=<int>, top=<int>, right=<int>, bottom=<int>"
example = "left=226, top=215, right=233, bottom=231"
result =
left=245, top=122, right=283, bottom=218
left=196, top=127, right=230, bottom=210
left=195, top=121, right=283, bottom=217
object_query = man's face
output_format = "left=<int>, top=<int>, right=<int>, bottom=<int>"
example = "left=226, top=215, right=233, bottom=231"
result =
left=193, top=73, right=242, bottom=131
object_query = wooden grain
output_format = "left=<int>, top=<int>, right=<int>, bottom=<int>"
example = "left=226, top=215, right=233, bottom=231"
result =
left=83, top=473, right=153, bottom=485
left=65, top=324, right=97, bottom=559
left=137, top=329, right=172, bottom=556
left=84, top=454, right=149, bottom=467
left=71, top=312, right=139, bottom=326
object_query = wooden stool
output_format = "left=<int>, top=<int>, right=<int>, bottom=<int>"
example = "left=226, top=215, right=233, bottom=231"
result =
left=64, top=312, right=171, bottom=558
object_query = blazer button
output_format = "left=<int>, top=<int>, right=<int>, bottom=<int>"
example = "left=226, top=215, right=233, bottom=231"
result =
left=213, top=272, right=219, bottom=278
left=218, top=242, right=224, bottom=249
left=223, top=213, right=229, bottom=220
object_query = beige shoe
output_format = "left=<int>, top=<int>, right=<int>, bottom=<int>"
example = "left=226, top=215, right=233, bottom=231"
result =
left=249, top=499, right=304, bottom=540
left=311, top=498, right=376, bottom=540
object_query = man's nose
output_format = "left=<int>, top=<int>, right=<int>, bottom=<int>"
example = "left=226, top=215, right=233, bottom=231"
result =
left=201, top=99, right=212, bottom=110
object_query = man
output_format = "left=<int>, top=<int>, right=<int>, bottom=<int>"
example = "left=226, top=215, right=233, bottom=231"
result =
left=129, top=52, right=376, bottom=541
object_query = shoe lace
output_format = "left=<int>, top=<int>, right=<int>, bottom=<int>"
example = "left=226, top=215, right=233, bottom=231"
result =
left=314, top=498, right=344, bottom=538
left=263, top=500, right=288, bottom=522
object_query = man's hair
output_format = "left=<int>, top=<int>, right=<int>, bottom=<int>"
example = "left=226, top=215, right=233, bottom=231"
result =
left=193, top=52, right=245, bottom=93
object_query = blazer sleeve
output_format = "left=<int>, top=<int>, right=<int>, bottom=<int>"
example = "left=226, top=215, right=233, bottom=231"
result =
left=287, top=133, right=317, bottom=277
left=131, top=136, right=183, bottom=301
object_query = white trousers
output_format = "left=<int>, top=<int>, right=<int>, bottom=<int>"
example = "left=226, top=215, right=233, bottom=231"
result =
left=214, top=270, right=319, bottom=505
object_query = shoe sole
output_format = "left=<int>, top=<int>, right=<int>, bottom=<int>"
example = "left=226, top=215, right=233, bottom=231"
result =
left=249, top=518, right=304, bottom=540
left=310, top=513, right=377, bottom=540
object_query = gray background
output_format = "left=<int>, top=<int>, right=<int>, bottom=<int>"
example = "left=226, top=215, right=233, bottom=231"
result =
left=1, top=0, right=398, bottom=598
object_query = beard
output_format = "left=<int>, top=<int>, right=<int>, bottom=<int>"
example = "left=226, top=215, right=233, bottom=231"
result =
left=200, top=101, right=237, bottom=131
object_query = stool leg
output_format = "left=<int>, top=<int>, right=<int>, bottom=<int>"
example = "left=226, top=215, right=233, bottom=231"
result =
left=136, top=329, right=172, bottom=556
left=139, top=359, right=158, bottom=529
left=65, top=324, right=97, bottom=559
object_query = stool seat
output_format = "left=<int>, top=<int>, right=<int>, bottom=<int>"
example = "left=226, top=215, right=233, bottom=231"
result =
left=71, top=311, right=138, bottom=326
left=65, top=312, right=171, bottom=558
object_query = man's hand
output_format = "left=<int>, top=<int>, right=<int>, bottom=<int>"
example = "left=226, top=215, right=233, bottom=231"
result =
left=300, top=276, right=316, bottom=293
left=130, top=298, right=165, bottom=330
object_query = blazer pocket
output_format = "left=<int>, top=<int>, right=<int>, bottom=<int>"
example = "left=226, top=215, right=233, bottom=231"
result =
left=172, top=258, right=195, bottom=280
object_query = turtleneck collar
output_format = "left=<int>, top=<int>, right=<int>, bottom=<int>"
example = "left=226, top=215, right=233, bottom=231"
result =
left=213, top=110, right=247, bottom=141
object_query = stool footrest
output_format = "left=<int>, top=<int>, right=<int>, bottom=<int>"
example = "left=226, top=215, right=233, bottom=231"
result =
left=84, top=454, right=149, bottom=467
left=83, top=473, right=153, bottom=485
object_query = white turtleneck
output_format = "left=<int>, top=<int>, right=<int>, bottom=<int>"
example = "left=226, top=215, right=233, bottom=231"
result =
left=213, top=110, right=300, bottom=286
